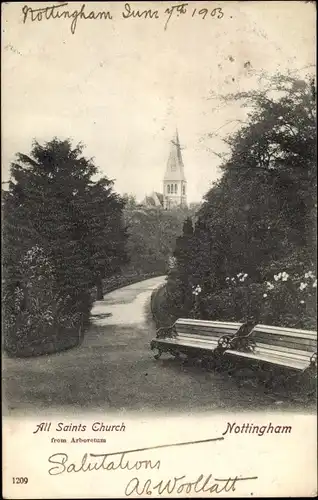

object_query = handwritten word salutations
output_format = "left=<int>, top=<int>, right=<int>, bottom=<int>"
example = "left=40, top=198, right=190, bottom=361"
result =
left=48, top=452, right=161, bottom=475
left=21, top=2, right=225, bottom=35
left=222, top=422, right=292, bottom=436
left=125, top=474, right=258, bottom=496
left=33, top=421, right=126, bottom=433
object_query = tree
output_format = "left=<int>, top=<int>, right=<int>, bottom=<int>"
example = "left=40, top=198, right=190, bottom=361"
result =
left=123, top=193, right=138, bottom=210
left=171, top=217, right=194, bottom=311
left=122, top=204, right=200, bottom=277
left=163, top=73, right=317, bottom=328
left=76, top=176, right=128, bottom=299
left=3, top=138, right=127, bottom=354
left=217, top=73, right=316, bottom=278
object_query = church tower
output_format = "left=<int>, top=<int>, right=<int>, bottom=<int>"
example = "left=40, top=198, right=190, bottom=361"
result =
left=163, top=130, right=187, bottom=209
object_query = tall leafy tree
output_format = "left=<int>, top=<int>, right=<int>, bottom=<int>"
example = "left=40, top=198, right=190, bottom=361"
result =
left=165, top=73, right=316, bottom=328
left=3, top=138, right=127, bottom=353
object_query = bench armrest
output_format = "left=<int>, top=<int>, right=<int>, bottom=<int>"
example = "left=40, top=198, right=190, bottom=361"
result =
left=218, top=330, right=256, bottom=353
left=217, top=334, right=236, bottom=350
left=156, top=323, right=177, bottom=339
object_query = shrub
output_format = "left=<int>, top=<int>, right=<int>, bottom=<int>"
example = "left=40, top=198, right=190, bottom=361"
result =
left=3, top=245, right=87, bottom=357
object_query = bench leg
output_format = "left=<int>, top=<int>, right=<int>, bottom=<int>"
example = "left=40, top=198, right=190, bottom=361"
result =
left=167, top=349, right=181, bottom=360
left=183, top=354, right=197, bottom=366
left=202, top=355, right=219, bottom=371
left=154, top=348, right=162, bottom=360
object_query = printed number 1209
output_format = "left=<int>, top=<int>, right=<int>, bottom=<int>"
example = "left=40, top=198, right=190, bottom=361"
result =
left=12, top=477, right=28, bottom=484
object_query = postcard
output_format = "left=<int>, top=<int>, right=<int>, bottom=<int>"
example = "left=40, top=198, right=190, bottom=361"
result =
left=2, top=1, right=317, bottom=498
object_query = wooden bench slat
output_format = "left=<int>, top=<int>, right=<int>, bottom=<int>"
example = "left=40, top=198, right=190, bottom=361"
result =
left=253, top=339, right=316, bottom=350
left=252, top=337, right=316, bottom=351
left=253, top=325, right=317, bottom=339
left=225, top=349, right=310, bottom=370
left=253, top=331, right=316, bottom=342
left=255, top=341, right=314, bottom=356
left=176, top=319, right=242, bottom=327
left=176, top=325, right=241, bottom=332
left=177, top=326, right=239, bottom=333
left=153, top=338, right=218, bottom=350
left=254, top=343, right=312, bottom=359
left=177, top=329, right=239, bottom=338
left=177, top=333, right=224, bottom=342
left=253, top=349, right=312, bottom=363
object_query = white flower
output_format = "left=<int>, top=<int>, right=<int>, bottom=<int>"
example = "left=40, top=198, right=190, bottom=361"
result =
left=305, top=271, right=314, bottom=279
left=231, top=278, right=235, bottom=282
left=243, top=273, right=248, bottom=279
left=237, top=273, right=243, bottom=278
left=313, top=280, right=317, bottom=288
left=300, top=300, right=305, bottom=304
left=193, top=285, right=201, bottom=295
left=266, top=282, right=274, bottom=290
left=299, top=282, right=307, bottom=291
left=281, top=272, right=289, bottom=281
left=225, top=277, right=230, bottom=281
left=274, top=274, right=279, bottom=281
left=263, top=293, right=268, bottom=298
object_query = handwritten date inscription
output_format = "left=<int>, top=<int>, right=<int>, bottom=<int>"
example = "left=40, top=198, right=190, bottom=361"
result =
left=21, top=2, right=225, bottom=35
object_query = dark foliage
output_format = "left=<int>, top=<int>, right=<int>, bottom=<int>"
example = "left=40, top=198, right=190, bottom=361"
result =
left=123, top=205, right=198, bottom=276
left=3, top=138, right=127, bottom=355
left=164, top=74, right=317, bottom=329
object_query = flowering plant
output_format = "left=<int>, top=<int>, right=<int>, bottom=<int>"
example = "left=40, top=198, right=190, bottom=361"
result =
left=225, top=272, right=249, bottom=286
left=4, top=245, right=84, bottom=353
left=259, top=268, right=316, bottom=328
left=262, top=269, right=316, bottom=303
left=215, top=267, right=316, bottom=329
left=192, top=284, right=202, bottom=296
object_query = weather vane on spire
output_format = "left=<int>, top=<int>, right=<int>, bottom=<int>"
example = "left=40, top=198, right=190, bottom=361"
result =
left=171, top=129, right=185, bottom=150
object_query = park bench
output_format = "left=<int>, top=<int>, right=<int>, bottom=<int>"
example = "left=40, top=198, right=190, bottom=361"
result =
left=150, top=318, right=243, bottom=362
left=223, top=324, right=317, bottom=375
left=151, top=319, right=317, bottom=376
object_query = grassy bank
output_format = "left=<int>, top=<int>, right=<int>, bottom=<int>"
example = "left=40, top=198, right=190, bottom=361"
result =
left=4, top=326, right=84, bottom=359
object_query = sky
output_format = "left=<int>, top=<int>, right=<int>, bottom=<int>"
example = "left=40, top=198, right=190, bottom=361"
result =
left=2, top=1, right=316, bottom=203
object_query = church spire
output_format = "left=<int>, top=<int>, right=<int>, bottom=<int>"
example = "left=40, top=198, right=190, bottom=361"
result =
left=164, top=129, right=186, bottom=181
left=163, top=129, right=187, bottom=209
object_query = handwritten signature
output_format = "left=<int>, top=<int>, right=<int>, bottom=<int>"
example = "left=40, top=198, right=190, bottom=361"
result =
left=21, top=2, right=225, bottom=35
left=125, top=474, right=258, bottom=496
